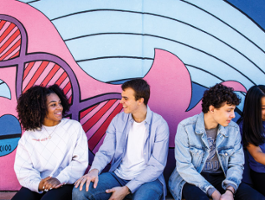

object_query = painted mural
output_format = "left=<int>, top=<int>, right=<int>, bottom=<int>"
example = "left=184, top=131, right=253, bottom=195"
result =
left=0, top=0, right=264, bottom=191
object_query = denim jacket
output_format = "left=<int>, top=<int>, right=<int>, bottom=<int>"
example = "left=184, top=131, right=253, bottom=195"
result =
left=168, top=112, right=244, bottom=200
left=91, top=106, right=169, bottom=200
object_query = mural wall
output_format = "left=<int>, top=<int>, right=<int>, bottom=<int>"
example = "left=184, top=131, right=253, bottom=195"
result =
left=0, top=0, right=265, bottom=190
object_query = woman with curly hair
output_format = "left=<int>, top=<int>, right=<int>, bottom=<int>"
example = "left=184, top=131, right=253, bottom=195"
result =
left=12, top=84, right=88, bottom=200
left=238, top=85, right=265, bottom=196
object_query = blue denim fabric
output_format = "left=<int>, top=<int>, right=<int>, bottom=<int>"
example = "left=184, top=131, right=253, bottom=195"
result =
left=72, top=172, right=163, bottom=200
left=168, top=112, right=244, bottom=200
left=88, top=106, right=169, bottom=200
left=182, top=174, right=265, bottom=200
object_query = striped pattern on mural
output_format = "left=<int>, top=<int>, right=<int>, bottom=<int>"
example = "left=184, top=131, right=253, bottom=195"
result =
left=80, top=99, right=123, bottom=153
left=0, top=20, right=21, bottom=61
left=22, top=61, right=73, bottom=103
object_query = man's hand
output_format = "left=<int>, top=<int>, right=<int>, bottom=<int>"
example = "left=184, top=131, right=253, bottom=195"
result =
left=106, top=186, right=130, bottom=200
left=212, top=189, right=221, bottom=200
left=74, top=169, right=99, bottom=191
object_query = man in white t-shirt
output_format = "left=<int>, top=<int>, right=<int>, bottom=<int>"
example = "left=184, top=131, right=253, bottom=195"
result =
left=73, top=78, right=169, bottom=200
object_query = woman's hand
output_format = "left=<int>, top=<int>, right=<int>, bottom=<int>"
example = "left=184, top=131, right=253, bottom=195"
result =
left=247, top=143, right=265, bottom=165
left=38, top=177, right=62, bottom=192
left=38, top=176, right=51, bottom=192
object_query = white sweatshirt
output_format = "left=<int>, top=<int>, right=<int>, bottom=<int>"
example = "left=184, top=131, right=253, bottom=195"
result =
left=14, top=118, right=88, bottom=193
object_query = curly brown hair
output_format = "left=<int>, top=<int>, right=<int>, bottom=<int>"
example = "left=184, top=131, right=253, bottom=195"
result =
left=16, top=84, right=70, bottom=130
left=202, top=83, right=241, bottom=113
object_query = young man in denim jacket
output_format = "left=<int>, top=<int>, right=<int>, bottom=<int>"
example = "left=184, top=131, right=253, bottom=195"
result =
left=169, top=83, right=265, bottom=200
left=73, top=79, right=169, bottom=200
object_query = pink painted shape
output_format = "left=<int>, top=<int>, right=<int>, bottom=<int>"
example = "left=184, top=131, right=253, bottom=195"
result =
left=46, top=68, right=64, bottom=86
left=80, top=101, right=107, bottom=125
left=4, top=44, right=20, bottom=60
left=1, top=0, right=121, bottom=100
left=144, top=50, right=247, bottom=147
left=221, top=81, right=247, bottom=93
left=66, top=89, right=72, bottom=99
left=0, top=26, right=18, bottom=47
left=0, top=21, right=10, bottom=36
left=22, top=61, right=42, bottom=89
left=0, top=34, right=20, bottom=57
left=60, top=76, right=69, bottom=89
left=24, top=62, right=29, bottom=69
left=86, top=100, right=120, bottom=140
left=34, top=62, right=55, bottom=86
left=0, top=67, right=21, bottom=190
left=144, top=49, right=202, bottom=146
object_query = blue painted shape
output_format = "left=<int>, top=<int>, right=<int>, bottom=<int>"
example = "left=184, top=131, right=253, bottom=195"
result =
left=0, top=138, right=20, bottom=157
left=0, top=115, right=21, bottom=157
left=0, top=80, right=11, bottom=99
left=187, top=82, right=207, bottom=111
left=233, top=111, right=241, bottom=122
left=109, top=79, right=134, bottom=84
left=18, top=0, right=35, bottom=2
left=227, top=0, right=265, bottom=30
left=0, top=115, right=21, bottom=136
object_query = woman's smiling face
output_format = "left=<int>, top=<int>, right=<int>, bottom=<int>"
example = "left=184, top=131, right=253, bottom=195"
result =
left=43, top=93, right=63, bottom=126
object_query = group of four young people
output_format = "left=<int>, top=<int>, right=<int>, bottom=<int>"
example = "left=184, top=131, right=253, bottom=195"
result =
left=11, top=79, right=265, bottom=200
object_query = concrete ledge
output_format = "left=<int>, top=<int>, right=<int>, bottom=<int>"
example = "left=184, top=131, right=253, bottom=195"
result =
left=0, top=192, right=16, bottom=200
left=0, top=191, right=213, bottom=200
left=0, top=192, right=177, bottom=200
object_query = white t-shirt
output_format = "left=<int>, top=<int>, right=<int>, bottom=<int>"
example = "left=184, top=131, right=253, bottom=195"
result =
left=115, top=120, right=147, bottom=180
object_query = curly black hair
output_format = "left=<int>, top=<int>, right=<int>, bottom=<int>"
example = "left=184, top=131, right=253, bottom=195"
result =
left=16, top=84, right=70, bottom=130
left=202, top=83, right=241, bottom=113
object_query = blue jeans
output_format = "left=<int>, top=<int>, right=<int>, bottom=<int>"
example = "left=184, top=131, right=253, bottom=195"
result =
left=72, top=172, right=163, bottom=200
left=182, top=172, right=265, bottom=200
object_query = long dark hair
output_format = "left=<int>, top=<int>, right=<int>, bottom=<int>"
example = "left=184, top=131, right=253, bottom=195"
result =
left=242, top=85, right=265, bottom=147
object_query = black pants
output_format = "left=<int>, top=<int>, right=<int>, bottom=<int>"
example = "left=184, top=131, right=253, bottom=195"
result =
left=11, top=185, right=73, bottom=200
left=182, top=172, right=265, bottom=200
left=250, top=168, right=265, bottom=196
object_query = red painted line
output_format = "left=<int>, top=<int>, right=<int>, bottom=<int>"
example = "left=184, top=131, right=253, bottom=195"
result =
left=83, top=99, right=116, bottom=133
left=63, top=81, right=71, bottom=95
left=23, top=61, right=35, bottom=79
left=40, top=64, right=60, bottom=87
left=56, top=72, right=67, bottom=86
left=0, top=39, right=20, bottom=61
left=89, top=103, right=123, bottom=150
left=23, top=61, right=49, bottom=92
left=0, top=20, right=6, bottom=30
left=10, top=50, right=19, bottom=59
left=0, top=23, right=15, bottom=44
left=0, top=29, right=20, bottom=54
left=80, top=104, right=97, bottom=119
left=68, top=95, right=72, bottom=104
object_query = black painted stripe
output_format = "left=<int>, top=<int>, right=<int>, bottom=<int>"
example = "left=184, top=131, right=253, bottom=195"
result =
left=0, top=134, right=21, bottom=140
